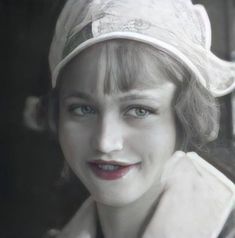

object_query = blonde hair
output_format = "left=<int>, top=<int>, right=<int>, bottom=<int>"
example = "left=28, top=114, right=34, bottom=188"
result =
left=56, top=39, right=219, bottom=150
left=33, top=39, right=219, bottom=152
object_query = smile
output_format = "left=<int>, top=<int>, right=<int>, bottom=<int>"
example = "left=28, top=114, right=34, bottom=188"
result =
left=88, top=160, right=141, bottom=180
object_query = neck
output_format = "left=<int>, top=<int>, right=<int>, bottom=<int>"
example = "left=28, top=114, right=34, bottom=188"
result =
left=96, top=183, right=162, bottom=238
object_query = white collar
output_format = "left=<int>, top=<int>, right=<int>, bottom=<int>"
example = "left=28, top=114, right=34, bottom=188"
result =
left=58, top=152, right=235, bottom=238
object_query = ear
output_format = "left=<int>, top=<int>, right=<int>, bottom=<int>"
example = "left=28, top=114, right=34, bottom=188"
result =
left=23, top=96, right=45, bottom=131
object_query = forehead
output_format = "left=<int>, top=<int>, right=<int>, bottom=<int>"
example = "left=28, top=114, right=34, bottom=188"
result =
left=58, top=40, right=178, bottom=96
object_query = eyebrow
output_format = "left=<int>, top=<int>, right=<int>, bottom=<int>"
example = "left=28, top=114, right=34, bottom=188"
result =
left=119, top=94, right=160, bottom=102
left=62, top=90, right=163, bottom=103
left=62, top=91, right=93, bottom=101
left=63, top=91, right=160, bottom=100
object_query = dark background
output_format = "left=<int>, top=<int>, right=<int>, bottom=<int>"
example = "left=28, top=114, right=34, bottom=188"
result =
left=0, top=1, right=235, bottom=238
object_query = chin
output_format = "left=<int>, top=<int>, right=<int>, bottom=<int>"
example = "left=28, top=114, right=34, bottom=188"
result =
left=90, top=185, right=148, bottom=207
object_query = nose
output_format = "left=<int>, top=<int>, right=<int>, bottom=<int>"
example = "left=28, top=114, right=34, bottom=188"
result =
left=91, top=114, right=124, bottom=154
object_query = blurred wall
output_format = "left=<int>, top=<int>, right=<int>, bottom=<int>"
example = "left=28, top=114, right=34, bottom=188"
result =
left=227, top=0, right=235, bottom=139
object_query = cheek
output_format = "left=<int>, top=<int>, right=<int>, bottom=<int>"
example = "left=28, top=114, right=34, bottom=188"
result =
left=130, top=115, right=176, bottom=153
left=128, top=113, right=176, bottom=170
left=58, top=119, right=97, bottom=185
left=58, top=117, right=93, bottom=164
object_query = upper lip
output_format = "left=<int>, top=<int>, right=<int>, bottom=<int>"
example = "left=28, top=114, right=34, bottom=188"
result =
left=88, top=160, right=140, bottom=166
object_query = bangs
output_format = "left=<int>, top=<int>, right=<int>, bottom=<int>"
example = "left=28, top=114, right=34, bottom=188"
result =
left=57, top=39, right=189, bottom=95
left=96, top=39, right=187, bottom=94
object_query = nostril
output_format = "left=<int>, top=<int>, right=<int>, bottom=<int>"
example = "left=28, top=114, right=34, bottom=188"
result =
left=91, top=132, right=124, bottom=154
left=98, top=138, right=123, bottom=153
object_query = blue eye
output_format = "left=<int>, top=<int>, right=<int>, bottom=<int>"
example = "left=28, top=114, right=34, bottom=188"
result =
left=125, top=106, right=154, bottom=118
left=69, top=105, right=96, bottom=116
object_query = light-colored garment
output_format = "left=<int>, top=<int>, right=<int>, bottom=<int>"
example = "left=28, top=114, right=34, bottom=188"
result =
left=53, top=152, right=235, bottom=238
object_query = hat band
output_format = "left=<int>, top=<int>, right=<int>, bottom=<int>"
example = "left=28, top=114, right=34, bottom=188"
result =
left=53, top=30, right=209, bottom=94
left=63, top=23, right=93, bottom=59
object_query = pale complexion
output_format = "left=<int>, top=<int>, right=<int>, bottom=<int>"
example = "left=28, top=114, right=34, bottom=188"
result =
left=58, top=43, right=177, bottom=238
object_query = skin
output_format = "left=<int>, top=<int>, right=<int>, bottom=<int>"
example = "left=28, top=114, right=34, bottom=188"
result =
left=58, top=44, right=177, bottom=238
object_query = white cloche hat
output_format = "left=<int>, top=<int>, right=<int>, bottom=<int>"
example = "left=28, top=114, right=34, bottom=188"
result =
left=49, top=0, right=235, bottom=97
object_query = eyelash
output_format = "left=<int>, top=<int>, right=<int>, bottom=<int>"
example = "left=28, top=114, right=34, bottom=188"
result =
left=68, top=104, right=96, bottom=116
left=67, top=104, right=158, bottom=118
left=124, top=105, right=158, bottom=118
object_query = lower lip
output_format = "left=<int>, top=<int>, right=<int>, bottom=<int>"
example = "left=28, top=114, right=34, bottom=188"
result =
left=88, top=163, right=140, bottom=180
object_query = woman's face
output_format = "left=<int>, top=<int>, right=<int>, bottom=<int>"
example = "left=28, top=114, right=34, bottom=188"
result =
left=58, top=43, right=177, bottom=206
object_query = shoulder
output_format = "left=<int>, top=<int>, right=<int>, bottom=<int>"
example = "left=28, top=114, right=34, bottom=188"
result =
left=187, top=152, right=235, bottom=238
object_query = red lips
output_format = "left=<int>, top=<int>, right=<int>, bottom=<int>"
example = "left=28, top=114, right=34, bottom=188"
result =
left=88, top=160, right=140, bottom=180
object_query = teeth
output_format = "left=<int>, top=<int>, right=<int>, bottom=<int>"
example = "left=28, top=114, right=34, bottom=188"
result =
left=98, top=164, right=120, bottom=171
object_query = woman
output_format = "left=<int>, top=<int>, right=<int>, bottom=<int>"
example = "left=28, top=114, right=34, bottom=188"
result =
left=36, top=0, right=235, bottom=237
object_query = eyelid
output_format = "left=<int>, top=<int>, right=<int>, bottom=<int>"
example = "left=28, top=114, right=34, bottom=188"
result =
left=67, top=103, right=93, bottom=110
left=67, top=104, right=97, bottom=116
left=125, top=104, right=157, bottom=112
left=63, top=97, right=93, bottom=106
left=123, top=104, right=158, bottom=117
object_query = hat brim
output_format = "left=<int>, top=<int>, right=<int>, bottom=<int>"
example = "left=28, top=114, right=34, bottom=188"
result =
left=52, top=31, right=235, bottom=97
